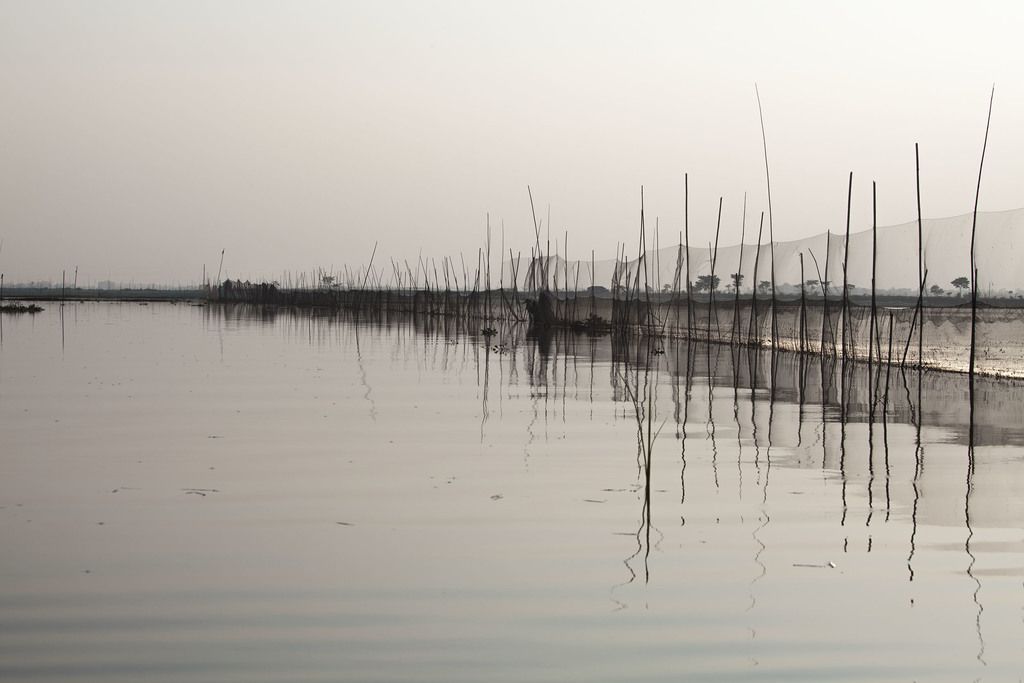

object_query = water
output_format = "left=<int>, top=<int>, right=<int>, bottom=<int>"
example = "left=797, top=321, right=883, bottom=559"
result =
left=2, top=302, right=1023, bottom=681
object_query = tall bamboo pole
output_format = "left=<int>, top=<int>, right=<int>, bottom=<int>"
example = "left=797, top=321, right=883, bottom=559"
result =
left=969, top=86, right=995, bottom=405
left=755, top=84, right=778, bottom=347
left=915, top=144, right=924, bottom=368
left=684, top=173, right=692, bottom=336
left=732, top=193, right=747, bottom=346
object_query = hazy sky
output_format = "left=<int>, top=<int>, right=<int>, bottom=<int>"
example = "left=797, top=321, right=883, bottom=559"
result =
left=2, top=1, right=1024, bottom=285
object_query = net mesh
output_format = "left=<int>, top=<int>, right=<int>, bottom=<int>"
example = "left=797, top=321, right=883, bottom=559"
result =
left=518, top=209, right=1024, bottom=376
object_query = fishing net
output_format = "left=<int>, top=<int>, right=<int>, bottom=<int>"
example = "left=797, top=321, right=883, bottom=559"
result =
left=515, top=209, right=1024, bottom=377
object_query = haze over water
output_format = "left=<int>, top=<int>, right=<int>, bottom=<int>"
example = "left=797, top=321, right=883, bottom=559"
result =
left=2, top=302, right=1024, bottom=681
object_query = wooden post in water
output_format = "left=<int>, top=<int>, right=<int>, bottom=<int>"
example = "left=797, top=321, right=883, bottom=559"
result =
left=486, top=214, right=492, bottom=323
left=822, top=232, right=833, bottom=357
left=869, top=182, right=877, bottom=403
left=749, top=213, right=765, bottom=346
left=915, top=144, right=924, bottom=369
left=799, top=254, right=807, bottom=355
left=572, top=256, right=581, bottom=324
left=809, top=248, right=827, bottom=355
left=969, top=86, right=995, bottom=402
left=841, top=172, right=852, bottom=362
left=639, top=186, right=654, bottom=335
left=545, top=205, right=552, bottom=294
left=883, top=312, right=894, bottom=415
left=590, top=249, right=596, bottom=319
left=755, top=84, right=778, bottom=349
left=654, top=217, right=661, bottom=299
left=527, top=186, right=542, bottom=293
left=732, top=193, right=747, bottom=346
left=684, top=173, right=692, bottom=337
left=901, top=268, right=929, bottom=368
left=709, top=197, right=722, bottom=343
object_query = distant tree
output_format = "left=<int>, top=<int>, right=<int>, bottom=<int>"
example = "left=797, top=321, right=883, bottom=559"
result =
left=758, top=280, right=771, bottom=295
left=805, top=279, right=819, bottom=293
left=951, top=276, right=970, bottom=296
left=662, top=283, right=672, bottom=293
left=695, top=274, right=720, bottom=293
left=730, top=272, right=744, bottom=292
left=930, top=284, right=944, bottom=296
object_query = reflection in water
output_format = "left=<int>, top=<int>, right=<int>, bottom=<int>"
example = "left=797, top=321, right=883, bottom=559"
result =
left=678, top=339, right=693, bottom=524
left=354, top=325, right=377, bottom=422
left=707, top=344, right=720, bottom=492
left=10, top=302, right=1020, bottom=680
left=965, top=442, right=986, bottom=666
left=733, top=348, right=744, bottom=502
left=764, top=349, right=774, bottom=507
left=618, top=335, right=663, bottom=588
left=883, top=406, right=892, bottom=523
left=909, top=366, right=925, bottom=587
left=480, top=344, right=491, bottom=442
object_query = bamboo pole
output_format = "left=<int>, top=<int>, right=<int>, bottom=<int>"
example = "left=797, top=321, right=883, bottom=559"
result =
left=915, top=144, right=924, bottom=368
left=799, top=253, right=807, bottom=355
left=884, top=312, right=894, bottom=414
left=869, top=182, right=878, bottom=400
left=684, top=173, right=692, bottom=335
left=823, top=231, right=833, bottom=355
left=901, top=268, right=929, bottom=368
left=755, top=84, right=778, bottom=348
left=527, top=186, right=542, bottom=291
left=732, top=193, right=747, bottom=346
left=969, top=86, right=995, bottom=400
left=749, top=212, right=765, bottom=346
left=709, top=196, right=723, bottom=342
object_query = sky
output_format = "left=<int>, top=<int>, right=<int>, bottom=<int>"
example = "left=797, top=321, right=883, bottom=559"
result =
left=2, top=0, right=1024, bottom=286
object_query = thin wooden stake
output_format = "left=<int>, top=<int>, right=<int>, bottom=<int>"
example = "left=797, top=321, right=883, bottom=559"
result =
left=684, top=173, right=692, bottom=335
left=915, top=143, right=924, bottom=368
left=732, top=193, right=747, bottom=346
left=969, top=86, right=995, bottom=400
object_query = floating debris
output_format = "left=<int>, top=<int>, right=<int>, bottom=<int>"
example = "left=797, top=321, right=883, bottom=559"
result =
left=182, top=488, right=220, bottom=497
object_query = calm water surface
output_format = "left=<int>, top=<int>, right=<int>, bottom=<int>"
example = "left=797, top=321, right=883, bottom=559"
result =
left=2, top=302, right=1024, bottom=682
